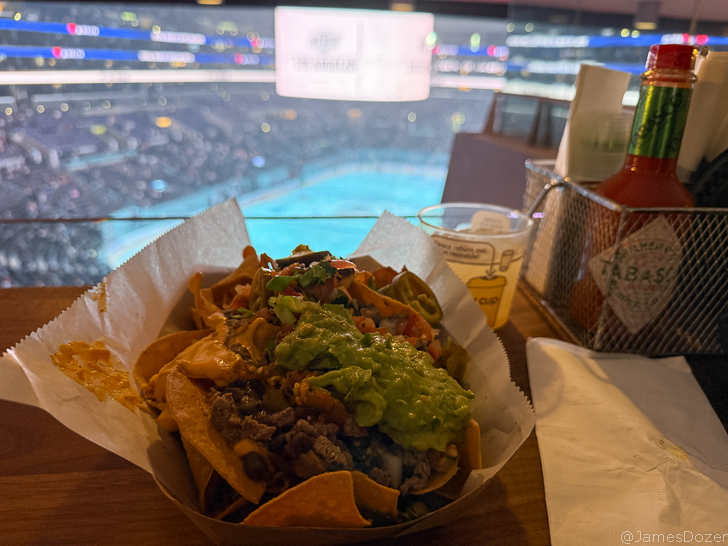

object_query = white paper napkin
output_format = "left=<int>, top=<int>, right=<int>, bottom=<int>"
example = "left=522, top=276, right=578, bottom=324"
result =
left=554, top=64, right=631, bottom=179
left=679, top=51, right=728, bottom=174
left=527, top=338, right=728, bottom=545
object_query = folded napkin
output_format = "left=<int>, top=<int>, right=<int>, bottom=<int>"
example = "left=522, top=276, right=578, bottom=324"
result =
left=554, top=64, right=631, bottom=180
left=678, top=51, right=728, bottom=174
left=527, top=338, right=728, bottom=545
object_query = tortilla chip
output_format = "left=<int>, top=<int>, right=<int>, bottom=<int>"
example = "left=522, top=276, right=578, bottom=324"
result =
left=351, top=471, right=399, bottom=518
left=213, top=496, right=249, bottom=521
left=354, top=271, right=373, bottom=286
left=371, top=266, right=398, bottom=289
left=348, top=281, right=433, bottom=341
left=181, top=434, right=215, bottom=513
left=134, top=329, right=211, bottom=388
left=166, top=368, right=266, bottom=504
left=189, top=273, right=225, bottom=328
left=348, top=280, right=412, bottom=318
left=436, top=419, right=482, bottom=499
left=210, top=247, right=260, bottom=305
left=242, top=471, right=371, bottom=528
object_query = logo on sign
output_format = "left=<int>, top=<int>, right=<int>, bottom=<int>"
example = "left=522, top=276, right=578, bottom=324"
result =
left=310, top=32, right=340, bottom=54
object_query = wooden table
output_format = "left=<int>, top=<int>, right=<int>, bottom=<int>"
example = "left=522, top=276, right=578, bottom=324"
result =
left=0, top=285, right=561, bottom=546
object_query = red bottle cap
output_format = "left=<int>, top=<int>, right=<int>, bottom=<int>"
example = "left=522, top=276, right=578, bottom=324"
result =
left=645, top=44, right=697, bottom=71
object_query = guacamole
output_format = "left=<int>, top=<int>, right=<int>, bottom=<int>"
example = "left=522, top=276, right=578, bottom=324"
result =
left=274, top=302, right=474, bottom=452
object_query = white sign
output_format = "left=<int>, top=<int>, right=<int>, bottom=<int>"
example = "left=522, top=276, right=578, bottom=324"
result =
left=274, top=7, right=433, bottom=102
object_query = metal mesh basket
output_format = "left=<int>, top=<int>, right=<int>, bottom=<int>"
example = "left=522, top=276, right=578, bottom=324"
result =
left=521, top=159, right=728, bottom=356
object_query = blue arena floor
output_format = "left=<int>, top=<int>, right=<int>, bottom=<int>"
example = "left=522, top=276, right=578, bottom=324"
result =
left=101, top=165, right=447, bottom=268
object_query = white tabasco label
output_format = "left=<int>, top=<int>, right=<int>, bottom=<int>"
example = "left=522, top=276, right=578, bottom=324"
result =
left=588, top=216, right=681, bottom=334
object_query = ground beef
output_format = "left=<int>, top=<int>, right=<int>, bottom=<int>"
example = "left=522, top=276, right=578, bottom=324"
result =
left=289, top=418, right=338, bottom=441
left=399, top=450, right=431, bottom=494
left=220, top=382, right=265, bottom=414
left=286, top=419, right=339, bottom=440
left=402, top=449, right=427, bottom=467
left=342, top=416, right=368, bottom=437
left=367, top=467, right=392, bottom=487
left=256, top=407, right=296, bottom=428
left=210, top=393, right=243, bottom=445
left=210, top=393, right=276, bottom=445
left=313, top=436, right=353, bottom=469
left=239, top=415, right=276, bottom=442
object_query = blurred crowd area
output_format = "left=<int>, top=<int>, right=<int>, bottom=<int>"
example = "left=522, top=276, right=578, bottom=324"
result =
left=0, top=80, right=492, bottom=287
left=1, top=85, right=482, bottom=220
left=2, top=2, right=724, bottom=287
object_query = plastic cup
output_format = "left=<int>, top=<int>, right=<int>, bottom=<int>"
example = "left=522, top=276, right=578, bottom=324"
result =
left=418, top=203, right=534, bottom=329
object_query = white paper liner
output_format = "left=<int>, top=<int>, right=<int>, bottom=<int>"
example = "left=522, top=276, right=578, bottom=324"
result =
left=1, top=200, right=534, bottom=545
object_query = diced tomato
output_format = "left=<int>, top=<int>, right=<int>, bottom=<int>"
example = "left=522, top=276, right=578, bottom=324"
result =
left=403, top=313, right=433, bottom=341
left=376, top=327, right=389, bottom=336
left=405, top=336, right=419, bottom=347
left=322, top=399, right=350, bottom=427
left=329, top=259, right=357, bottom=270
left=354, top=316, right=376, bottom=334
left=278, top=263, right=303, bottom=276
left=427, top=339, right=443, bottom=361
left=254, top=307, right=274, bottom=321
left=281, top=286, right=298, bottom=296
left=305, top=387, right=336, bottom=411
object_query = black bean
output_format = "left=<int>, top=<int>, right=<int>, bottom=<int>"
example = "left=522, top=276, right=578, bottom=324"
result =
left=247, top=379, right=266, bottom=396
left=284, top=432, right=313, bottom=459
left=269, top=431, right=287, bottom=454
left=242, top=452, right=272, bottom=482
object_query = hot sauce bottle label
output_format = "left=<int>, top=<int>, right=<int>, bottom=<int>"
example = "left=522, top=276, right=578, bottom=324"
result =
left=587, top=216, right=682, bottom=334
left=629, top=86, right=692, bottom=160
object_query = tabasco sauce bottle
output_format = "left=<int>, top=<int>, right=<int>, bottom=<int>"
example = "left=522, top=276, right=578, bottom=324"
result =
left=570, top=44, right=697, bottom=339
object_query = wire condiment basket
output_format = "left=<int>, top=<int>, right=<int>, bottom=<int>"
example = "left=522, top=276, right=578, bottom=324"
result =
left=521, top=159, right=728, bottom=356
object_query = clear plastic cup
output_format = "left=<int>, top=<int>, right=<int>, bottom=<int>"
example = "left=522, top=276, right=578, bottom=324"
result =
left=419, top=203, right=534, bottom=329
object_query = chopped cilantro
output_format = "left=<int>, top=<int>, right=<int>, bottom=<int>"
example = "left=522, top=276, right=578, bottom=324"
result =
left=267, top=275, right=298, bottom=291
left=298, top=262, right=337, bottom=288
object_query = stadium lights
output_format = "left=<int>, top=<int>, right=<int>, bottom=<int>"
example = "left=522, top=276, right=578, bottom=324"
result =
left=390, top=2, right=415, bottom=11
left=0, top=69, right=276, bottom=85
left=197, top=0, right=224, bottom=5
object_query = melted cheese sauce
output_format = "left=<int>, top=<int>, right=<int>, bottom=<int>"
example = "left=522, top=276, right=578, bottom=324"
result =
left=145, top=317, right=267, bottom=410
left=51, top=341, right=149, bottom=413
left=89, top=280, right=108, bottom=313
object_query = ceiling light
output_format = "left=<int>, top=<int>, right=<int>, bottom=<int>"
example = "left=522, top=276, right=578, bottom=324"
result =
left=634, top=1, right=659, bottom=32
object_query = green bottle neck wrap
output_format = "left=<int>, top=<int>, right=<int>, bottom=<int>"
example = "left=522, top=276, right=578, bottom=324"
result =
left=628, top=85, right=692, bottom=160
